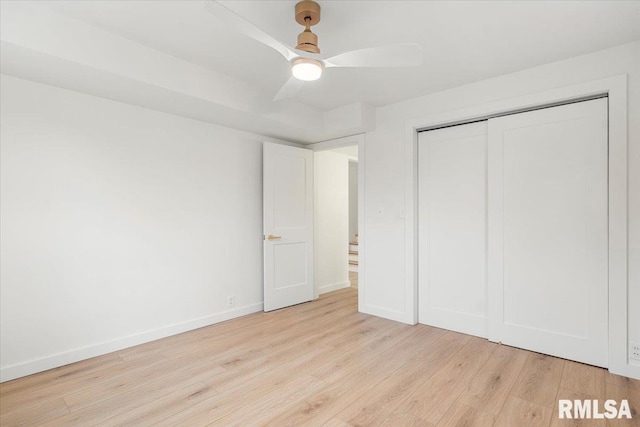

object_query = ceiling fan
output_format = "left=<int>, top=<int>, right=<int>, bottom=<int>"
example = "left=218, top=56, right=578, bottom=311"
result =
left=204, top=0, right=423, bottom=102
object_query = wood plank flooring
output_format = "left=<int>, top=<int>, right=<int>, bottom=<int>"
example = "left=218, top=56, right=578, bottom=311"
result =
left=1, top=287, right=638, bottom=426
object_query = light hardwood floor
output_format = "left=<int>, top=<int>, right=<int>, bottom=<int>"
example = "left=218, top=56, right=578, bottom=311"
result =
left=1, top=287, right=638, bottom=426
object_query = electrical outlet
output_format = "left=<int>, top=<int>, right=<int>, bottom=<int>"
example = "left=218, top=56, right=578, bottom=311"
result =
left=227, top=295, right=235, bottom=308
left=631, top=343, right=640, bottom=361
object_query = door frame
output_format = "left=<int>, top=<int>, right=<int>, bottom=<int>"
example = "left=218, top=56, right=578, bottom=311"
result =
left=309, top=134, right=365, bottom=309
left=404, top=74, right=634, bottom=378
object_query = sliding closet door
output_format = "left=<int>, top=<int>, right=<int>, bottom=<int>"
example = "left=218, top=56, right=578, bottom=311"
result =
left=487, top=98, right=608, bottom=367
left=418, top=121, right=488, bottom=337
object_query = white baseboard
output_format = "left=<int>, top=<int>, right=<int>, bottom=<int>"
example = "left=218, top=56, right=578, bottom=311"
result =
left=0, top=303, right=263, bottom=382
left=318, top=280, right=350, bottom=295
left=621, top=361, right=640, bottom=380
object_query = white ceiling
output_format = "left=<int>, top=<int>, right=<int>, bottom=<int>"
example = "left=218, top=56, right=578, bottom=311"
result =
left=2, top=1, right=639, bottom=144
left=48, top=0, right=640, bottom=112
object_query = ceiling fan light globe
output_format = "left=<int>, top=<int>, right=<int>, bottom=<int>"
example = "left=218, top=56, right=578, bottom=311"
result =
left=291, top=58, right=323, bottom=81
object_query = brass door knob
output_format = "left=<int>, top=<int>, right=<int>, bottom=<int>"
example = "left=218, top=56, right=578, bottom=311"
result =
left=266, top=234, right=282, bottom=241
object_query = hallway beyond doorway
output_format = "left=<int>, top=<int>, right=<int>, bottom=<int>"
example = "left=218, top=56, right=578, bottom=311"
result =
left=350, top=271, right=358, bottom=289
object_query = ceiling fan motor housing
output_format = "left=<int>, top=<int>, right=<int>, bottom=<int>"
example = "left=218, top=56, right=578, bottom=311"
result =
left=295, top=0, right=321, bottom=54
left=297, top=30, right=320, bottom=53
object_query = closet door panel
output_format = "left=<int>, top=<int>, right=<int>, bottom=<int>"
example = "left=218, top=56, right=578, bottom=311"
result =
left=418, top=121, right=488, bottom=337
left=487, top=98, right=608, bottom=367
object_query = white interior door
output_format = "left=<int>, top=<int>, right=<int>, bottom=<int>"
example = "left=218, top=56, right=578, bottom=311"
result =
left=418, top=121, right=488, bottom=337
left=263, top=142, right=314, bottom=312
left=487, top=98, right=608, bottom=367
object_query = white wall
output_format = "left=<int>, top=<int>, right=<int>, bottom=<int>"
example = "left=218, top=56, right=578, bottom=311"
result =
left=362, top=41, right=640, bottom=366
left=0, top=75, right=293, bottom=381
left=314, top=151, right=350, bottom=295
left=349, top=161, right=358, bottom=242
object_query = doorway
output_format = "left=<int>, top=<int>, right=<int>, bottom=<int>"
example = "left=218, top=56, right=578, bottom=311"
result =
left=262, top=134, right=365, bottom=314
left=313, top=144, right=359, bottom=296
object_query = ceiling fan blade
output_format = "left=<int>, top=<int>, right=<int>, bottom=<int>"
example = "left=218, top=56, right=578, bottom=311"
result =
left=204, top=0, right=298, bottom=62
left=273, top=77, right=304, bottom=102
left=323, top=43, right=423, bottom=68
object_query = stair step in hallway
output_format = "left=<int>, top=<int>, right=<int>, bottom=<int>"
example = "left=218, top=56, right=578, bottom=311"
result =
left=349, top=233, right=358, bottom=272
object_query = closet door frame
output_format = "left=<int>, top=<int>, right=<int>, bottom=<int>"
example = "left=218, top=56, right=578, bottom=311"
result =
left=404, top=75, right=632, bottom=378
